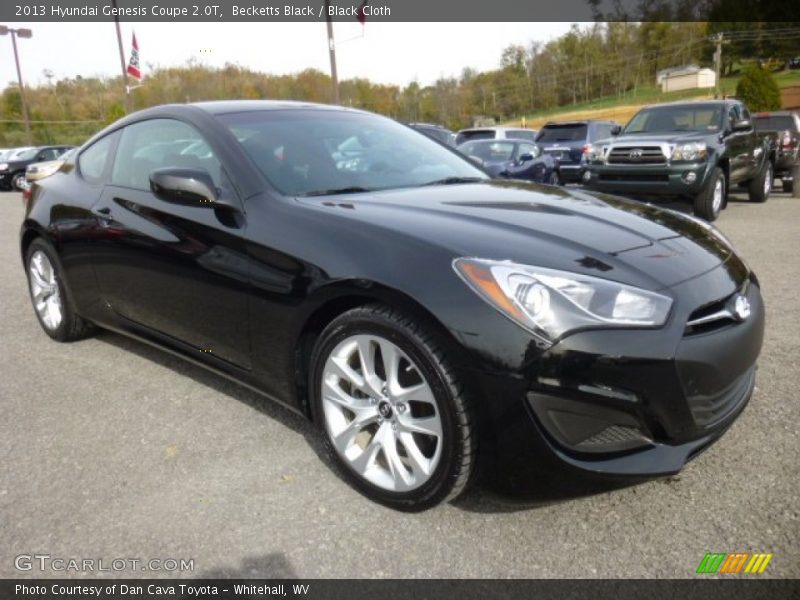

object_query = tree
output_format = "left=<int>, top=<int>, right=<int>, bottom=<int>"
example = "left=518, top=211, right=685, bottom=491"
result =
left=736, top=64, right=781, bottom=111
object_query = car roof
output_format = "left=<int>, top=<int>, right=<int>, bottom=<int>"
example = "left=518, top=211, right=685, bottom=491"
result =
left=190, top=99, right=363, bottom=115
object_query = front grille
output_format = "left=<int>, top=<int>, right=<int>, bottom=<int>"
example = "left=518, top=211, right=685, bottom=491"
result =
left=686, top=366, right=755, bottom=428
left=599, top=173, right=669, bottom=182
left=607, top=146, right=666, bottom=165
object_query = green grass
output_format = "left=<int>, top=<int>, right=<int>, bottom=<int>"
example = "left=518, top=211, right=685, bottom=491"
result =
left=510, top=69, right=800, bottom=126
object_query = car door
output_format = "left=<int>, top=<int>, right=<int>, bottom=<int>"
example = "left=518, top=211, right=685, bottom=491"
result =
left=726, top=104, right=751, bottom=182
left=90, top=118, right=252, bottom=369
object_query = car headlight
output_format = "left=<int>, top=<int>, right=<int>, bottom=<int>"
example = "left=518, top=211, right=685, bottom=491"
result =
left=0, top=163, right=8, bottom=172
left=586, top=146, right=606, bottom=163
left=671, top=142, right=707, bottom=161
left=453, top=258, right=672, bottom=345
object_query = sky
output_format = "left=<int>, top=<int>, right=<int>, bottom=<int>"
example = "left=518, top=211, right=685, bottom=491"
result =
left=0, top=22, right=577, bottom=90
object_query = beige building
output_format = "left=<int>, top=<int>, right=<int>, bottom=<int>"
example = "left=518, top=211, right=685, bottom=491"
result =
left=660, top=67, right=716, bottom=93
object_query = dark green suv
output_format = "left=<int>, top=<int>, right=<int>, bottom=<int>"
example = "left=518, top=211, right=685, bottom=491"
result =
left=584, top=100, right=772, bottom=221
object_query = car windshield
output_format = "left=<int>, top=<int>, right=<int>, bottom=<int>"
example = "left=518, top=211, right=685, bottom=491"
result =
left=536, top=124, right=588, bottom=142
left=221, top=109, right=487, bottom=196
left=14, top=148, right=39, bottom=161
left=460, top=141, right=516, bottom=162
left=624, top=106, right=723, bottom=134
left=754, top=116, right=796, bottom=132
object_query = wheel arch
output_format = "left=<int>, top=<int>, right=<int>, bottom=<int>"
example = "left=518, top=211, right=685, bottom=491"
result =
left=292, top=280, right=466, bottom=420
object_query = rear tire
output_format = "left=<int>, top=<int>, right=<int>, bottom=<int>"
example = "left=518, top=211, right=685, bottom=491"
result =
left=309, top=304, right=476, bottom=511
left=748, top=160, right=772, bottom=203
left=25, top=238, right=96, bottom=342
left=693, top=167, right=725, bottom=222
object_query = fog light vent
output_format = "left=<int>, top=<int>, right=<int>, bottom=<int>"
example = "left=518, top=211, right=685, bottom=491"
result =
left=575, top=425, right=648, bottom=449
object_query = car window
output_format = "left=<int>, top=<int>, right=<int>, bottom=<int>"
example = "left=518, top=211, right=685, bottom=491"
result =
left=460, top=141, right=516, bottom=162
left=222, top=110, right=486, bottom=196
left=591, top=123, right=615, bottom=141
left=506, top=129, right=536, bottom=142
left=624, top=106, right=723, bottom=134
left=536, top=124, right=588, bottom=143
left=111, top=119, right=222, bottom=191
left=455, top=130, right=495, bottom=145
left=37, top=148, right=60, bottom=161
left=754, top=115, right=796, bottom=131
left=517, top=143, right=539, bottom=157
left=15, top=148, right=39, bottom=161
left=78, top=135, right=116, bottom=185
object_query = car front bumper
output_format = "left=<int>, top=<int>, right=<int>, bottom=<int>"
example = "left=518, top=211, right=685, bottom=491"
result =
left=465, top=266, right=764, bottom=481
left=583, top=161, right=712, bottom=197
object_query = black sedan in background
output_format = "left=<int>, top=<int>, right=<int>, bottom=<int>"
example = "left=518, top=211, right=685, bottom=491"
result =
left=456, top=139, right=560, bottom=184
left=1, top=145, right=74, bottom=191
left=21, top=101, right=763, bottom=510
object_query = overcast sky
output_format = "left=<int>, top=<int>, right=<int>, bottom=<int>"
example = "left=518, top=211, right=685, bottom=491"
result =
left=0, top=22, right=577, bottom=90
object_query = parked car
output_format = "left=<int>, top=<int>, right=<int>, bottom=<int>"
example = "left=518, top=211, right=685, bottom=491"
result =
left=535, top=120, right=619, bottom=183
left=22, top=101, right=764, bottom=510
left=789, top=57, right=800, bottom=70
left=0, top=145, right=74, bottom=191
left=457, top=139, right=560, bottom=184
left=408, top=123, right=456, bottom=147
left=584, top=100, right=772, bottom=221
left=26, top=148, right=76, bottom=183
left=455, top=126, right=537, bottom=146
left=753, top=110, right=800, bottom=196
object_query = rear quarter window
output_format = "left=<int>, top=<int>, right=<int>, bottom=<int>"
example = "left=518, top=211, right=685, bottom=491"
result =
left=78, top=134, right=117, bottom=185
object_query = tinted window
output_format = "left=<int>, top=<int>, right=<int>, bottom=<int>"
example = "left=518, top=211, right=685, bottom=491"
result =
left=78, top=135, right=116, bottom=184
left=591, top=123, right=615, bottom=141
left=455, top=130, right=495, bottom=145
left=517, top=143, right=540, bottom=158
left=37, top=148, right=60, bottom=161
left=111, top=119, right=222, bottom=191
left=536, top=124, right=588, bottom=143
left=222, top=110, right=486, bottom=196
left=459, top=141, right=517, bottom=162
left=624, top=106, right=723, bottom=134
left=506, top=129, right=536, bottom=142
left=754, top=116, right=797, bottom=132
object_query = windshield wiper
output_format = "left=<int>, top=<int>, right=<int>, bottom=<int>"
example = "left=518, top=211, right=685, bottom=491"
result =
left=301, top=186, right=371, bottom=197
left=420, top=176, right=486, bottom=187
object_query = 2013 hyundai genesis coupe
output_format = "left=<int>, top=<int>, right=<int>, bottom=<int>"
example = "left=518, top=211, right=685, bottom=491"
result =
left=21, top=101, right=764, bottom=510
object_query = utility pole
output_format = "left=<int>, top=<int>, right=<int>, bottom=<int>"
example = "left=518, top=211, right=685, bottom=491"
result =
left=324, top=0, right=340, bottom=104
left=111, top=0, right=132, bottom=112
left=0, top=26, right=33, bottom=145
left=713, top=32, right=723, bottom=99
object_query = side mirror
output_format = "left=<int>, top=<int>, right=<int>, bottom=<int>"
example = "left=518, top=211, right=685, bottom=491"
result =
left=149, top=167, right=219, bottom=207
left=733, top=118, right=752, bottom=132
left=518, top=153, right=534, bottom=163
left=610, top=125, right=622, bottom=136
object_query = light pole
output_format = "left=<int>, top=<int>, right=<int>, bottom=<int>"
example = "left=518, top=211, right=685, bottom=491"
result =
left=0, top=26, right=34, bottom=145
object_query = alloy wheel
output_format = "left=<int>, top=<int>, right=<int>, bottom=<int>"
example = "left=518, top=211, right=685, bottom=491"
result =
left=28, top=250, right=63, bottom=331
left=320, top=334, right=443, bottom=492
left=712, top=176, right=724, bottom=214
left=763, top=164, right=772, bottom=197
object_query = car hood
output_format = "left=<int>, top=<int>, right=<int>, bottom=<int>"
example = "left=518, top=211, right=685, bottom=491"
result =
left=299, top=180, right=735, bottom=291
left=607, top=131, right=715, bottom=145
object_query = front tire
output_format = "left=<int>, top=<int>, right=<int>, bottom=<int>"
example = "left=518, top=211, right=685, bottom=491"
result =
left=693, top=167, right=725, bottom=222
left=11, top=172, right=27, bottom=191
left=309, top=304, right=476, bottom=511
left=25, top=238, right=95, bottom=342
left=748, top=160, right=772, bottom=203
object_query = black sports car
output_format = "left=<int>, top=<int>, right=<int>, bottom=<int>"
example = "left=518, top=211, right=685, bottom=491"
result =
left=21, top=101, right=764, bottom=511
left=456, top=139, right=560, bottom=184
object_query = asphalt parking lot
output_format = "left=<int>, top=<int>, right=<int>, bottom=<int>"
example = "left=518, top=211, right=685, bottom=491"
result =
left=0, top=189, right=797, bottom=579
